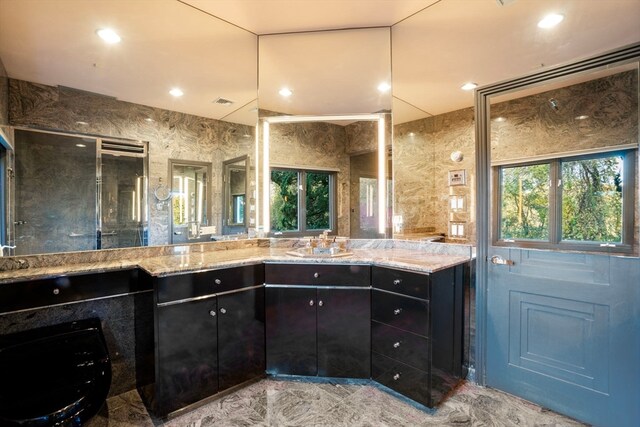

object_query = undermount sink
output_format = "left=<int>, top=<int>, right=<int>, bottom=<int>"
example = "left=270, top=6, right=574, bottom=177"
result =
left=286, top=247, right=353, bottom=258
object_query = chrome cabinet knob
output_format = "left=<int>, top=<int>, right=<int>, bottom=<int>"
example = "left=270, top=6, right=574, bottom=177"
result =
left=53, top=288, right=60, bottom=295
left=393, top=373, right=401, bottom=381
left=309, top=300, right=314, bottom=306
left=214, top=278, right=222, bottom=285
left=220, top=308, right=226, bottom=314
left=393, top=279, right=401, bottom=285
left=393, top=342, right=401, bottom=348
left=318, top=300, right=324, bottom=307
left=393, top=308, right=402, bottom=315
left=313, top=272, right=319, bottom=278
left=209, top=310, right=216, bottom=317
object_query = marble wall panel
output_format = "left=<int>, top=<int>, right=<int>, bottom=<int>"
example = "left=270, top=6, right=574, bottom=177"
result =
left=345, top=120, right=377, bottom=155
left=0, top=56, right=7, bottom=126
left=394, top=108, right=475, bottom=243
left=491, top=71, right=638, bottom=161
left=8, top=79, right=255, bottom=247
left=269, top=121, right=349, bottom=235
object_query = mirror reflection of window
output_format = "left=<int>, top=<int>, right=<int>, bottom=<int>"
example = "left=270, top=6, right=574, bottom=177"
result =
left=170, top=161, right=211, bottom=243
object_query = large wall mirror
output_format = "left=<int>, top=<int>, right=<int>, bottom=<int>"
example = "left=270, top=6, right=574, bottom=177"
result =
left=257, top=28, right=392, bottom=238
left=0, top=0, right=257, bottom=255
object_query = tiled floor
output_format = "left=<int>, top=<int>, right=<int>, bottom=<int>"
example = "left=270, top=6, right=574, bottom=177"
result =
left=86, top=378, right=587, bottom=427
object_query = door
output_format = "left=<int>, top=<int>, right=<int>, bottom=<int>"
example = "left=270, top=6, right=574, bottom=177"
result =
left=157, top=298, right=218, bottom=414
left=481, top=57, right=640, bottom=427
left=317, top=288, right=370, bottom=378
left=218, top=287, right=265, bottom=390
left=265, top=287, right=317, bottom=375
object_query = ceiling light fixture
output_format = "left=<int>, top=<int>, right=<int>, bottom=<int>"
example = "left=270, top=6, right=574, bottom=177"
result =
left=494, top=116, right=506, bottom=122
left=279, top=88, right=293, bottom=97
left=575, top=115, right=589, bottom=120
left=144, top=117, right=154, bottom=122
left=75, top=143, right=86, bottom=148
left=538, top=13, right=564, bottom=29
left=75, top=121, right=89, bottom=125
left=461, top=82, right=478, bottom=91
left=377, top=82, right=391, bottom=93
left=96, top=28, right=121, bottom=44
left=169, top=88, right=184, bottom=97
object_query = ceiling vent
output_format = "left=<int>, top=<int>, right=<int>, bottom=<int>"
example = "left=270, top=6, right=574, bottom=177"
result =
left=213, top=97, right=234, bottom=106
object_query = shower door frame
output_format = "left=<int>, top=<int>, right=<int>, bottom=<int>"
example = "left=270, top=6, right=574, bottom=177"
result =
left=9, top=127, right=149, bottom=253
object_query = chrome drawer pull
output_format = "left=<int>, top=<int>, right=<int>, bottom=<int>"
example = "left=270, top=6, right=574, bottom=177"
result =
left=214, top=278, right=222, bottom=285
left=318, top=300, right=324, bottom=307
left=393, top=373, right=401, bottom=381
left=53, top=288, right=60, bottom=295
left=393, top=279, right=401, bottom=285
left=393, top=342, right=401, bottom=348
left=220, top=308, right=226, bottom=314
left=393, top=308, right=402, bottom=315
left=209, top=310, right=216, bottom=317
left=309, top=300, right=314, bottom=306
left=313, top=272, right=319, bottom=278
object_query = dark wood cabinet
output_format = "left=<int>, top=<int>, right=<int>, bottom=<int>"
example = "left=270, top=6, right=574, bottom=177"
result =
left=144, top=264, right=265, bottom=416
left=371, top=263, right=469, bottom=407
left=265, top=263, right=371, bottom=379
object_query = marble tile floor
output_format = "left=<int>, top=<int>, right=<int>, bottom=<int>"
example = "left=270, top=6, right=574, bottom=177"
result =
left=86, top=378, right=587, bottom=427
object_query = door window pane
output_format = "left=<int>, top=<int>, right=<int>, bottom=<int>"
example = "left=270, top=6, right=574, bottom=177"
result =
left=561, top=155, right=623, bottom=243
left=500, top=164, right=550, bottom=240
left=305, top=172, right=330, bottom=230
left=270, top=170, right=299, bottom=232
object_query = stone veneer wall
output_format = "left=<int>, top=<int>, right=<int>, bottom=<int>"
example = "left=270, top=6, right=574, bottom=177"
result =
left=269, top=121, right=350, bottom=235
left=0, top=56, right=7, bottom=126
left=8, top=79, right=255, bottom=246
left=394, top=108, right=476, bottom=243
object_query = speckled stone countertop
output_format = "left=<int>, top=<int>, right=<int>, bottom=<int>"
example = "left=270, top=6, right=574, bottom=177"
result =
left=0, top=239, right=474, bottom=284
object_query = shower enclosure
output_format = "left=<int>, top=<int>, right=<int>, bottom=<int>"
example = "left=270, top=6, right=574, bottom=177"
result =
left=12, top=129, right=148, bottom=255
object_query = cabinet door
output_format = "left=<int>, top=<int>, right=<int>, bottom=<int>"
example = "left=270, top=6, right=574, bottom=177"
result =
left=218, top=287, right=265, bottom=390
left=265, top=287, right=317, bottom=376
left=317, top=288, right=371, bottom=378
left=157, top=298, right=218, bottom=414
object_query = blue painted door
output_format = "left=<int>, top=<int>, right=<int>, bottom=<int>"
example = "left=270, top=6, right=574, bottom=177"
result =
left=486, top=247, right=640, bottom=426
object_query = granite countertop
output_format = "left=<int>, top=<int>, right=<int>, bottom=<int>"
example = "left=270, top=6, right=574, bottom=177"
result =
left=0, top=246, right=472, bottom=284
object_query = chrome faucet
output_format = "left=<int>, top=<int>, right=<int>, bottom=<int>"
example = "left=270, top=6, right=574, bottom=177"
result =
left=0, top=245, right=16, bottom=257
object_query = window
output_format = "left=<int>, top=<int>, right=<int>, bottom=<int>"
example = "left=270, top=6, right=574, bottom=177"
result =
left=232, top=194, right=245, bottom=224
left=496, top=150, right=635, bottom=252
left=270, top=168, right=335, bottom=234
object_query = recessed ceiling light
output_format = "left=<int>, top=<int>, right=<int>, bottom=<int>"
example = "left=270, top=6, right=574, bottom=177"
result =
left=96, top=28, right=121, bottom=44
left=144, top=117, right=154, bottom=122
left=494, top=117, right=506, bottom=122
left=575, top=115, right=589, bottom=120
left=461, top=82, right=478, bottom=91
left=377, top=82, right=391, bottom=93
left=75, top=143, right=86, bottom=148
left=279, top=87, right=293, bottom=97
left=169, top=88, right=184, bottom=97
left=538, top=13, right=564, bottom=29
left=75, top=121, right=89, bottom=125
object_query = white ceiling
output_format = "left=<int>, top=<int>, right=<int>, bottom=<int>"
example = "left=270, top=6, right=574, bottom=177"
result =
left=1, top=0, right=639, bottom=126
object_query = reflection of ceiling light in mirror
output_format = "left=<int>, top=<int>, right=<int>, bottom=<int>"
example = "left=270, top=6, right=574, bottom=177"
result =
left=408, top=132, right=415, bottom=137
left=75, top=121, right=88, bottom=125
left=494, top=117, right=506, bottom=122
left=144, top=117, right=154, bottom=122
left=461, top=82, right=478, bottom=91
left=75, top=143, right=86, bottom=148
left=575, top=115, right=589, bottom=120
left=96, top=28, right=121, bottom=44
left=169, top=88, right=184, bottom=97
left=377, top=82, right=391, bottom=92
left=538, top=13, right=564, bottom=29
left=279, top=88, right=293, bottom=97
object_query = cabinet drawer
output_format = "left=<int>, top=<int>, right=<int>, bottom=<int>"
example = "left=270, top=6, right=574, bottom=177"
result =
left=157, top=264, right=264, bottom=303
left=372, top=266, right=429, bottom=299
left=265, top=263, right=370, bottom=286
left=0, top=269, right=142, bottom=313
left=372, top=352, right=432, bottom=408
left=372, top=290, right=429, bottom=336
left=371, top=321, right=429, bottom=371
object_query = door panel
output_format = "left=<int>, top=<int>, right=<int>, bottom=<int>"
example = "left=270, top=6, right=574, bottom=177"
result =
left=487, top=248, right=640, bottom=426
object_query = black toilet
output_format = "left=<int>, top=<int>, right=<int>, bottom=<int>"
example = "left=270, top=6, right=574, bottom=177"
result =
left=0, top=318, right=112, bottom=426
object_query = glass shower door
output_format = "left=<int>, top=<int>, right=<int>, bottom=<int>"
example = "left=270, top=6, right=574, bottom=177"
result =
left=14, top=130, right=97, bottom=254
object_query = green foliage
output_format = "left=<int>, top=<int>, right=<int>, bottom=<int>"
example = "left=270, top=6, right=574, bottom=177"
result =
left=562, top=157, right=622, bottom=242
left=270, top=170, right=298, bottom=231
left=305, top=172, right=330, bottom=230
left=500, top=164, right=550, bottom=240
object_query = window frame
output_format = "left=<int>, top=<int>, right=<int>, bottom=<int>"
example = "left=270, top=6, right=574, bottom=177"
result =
left=493, top=149, right=636, bottom=253
left=269, top=167, right=337, bottom=237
